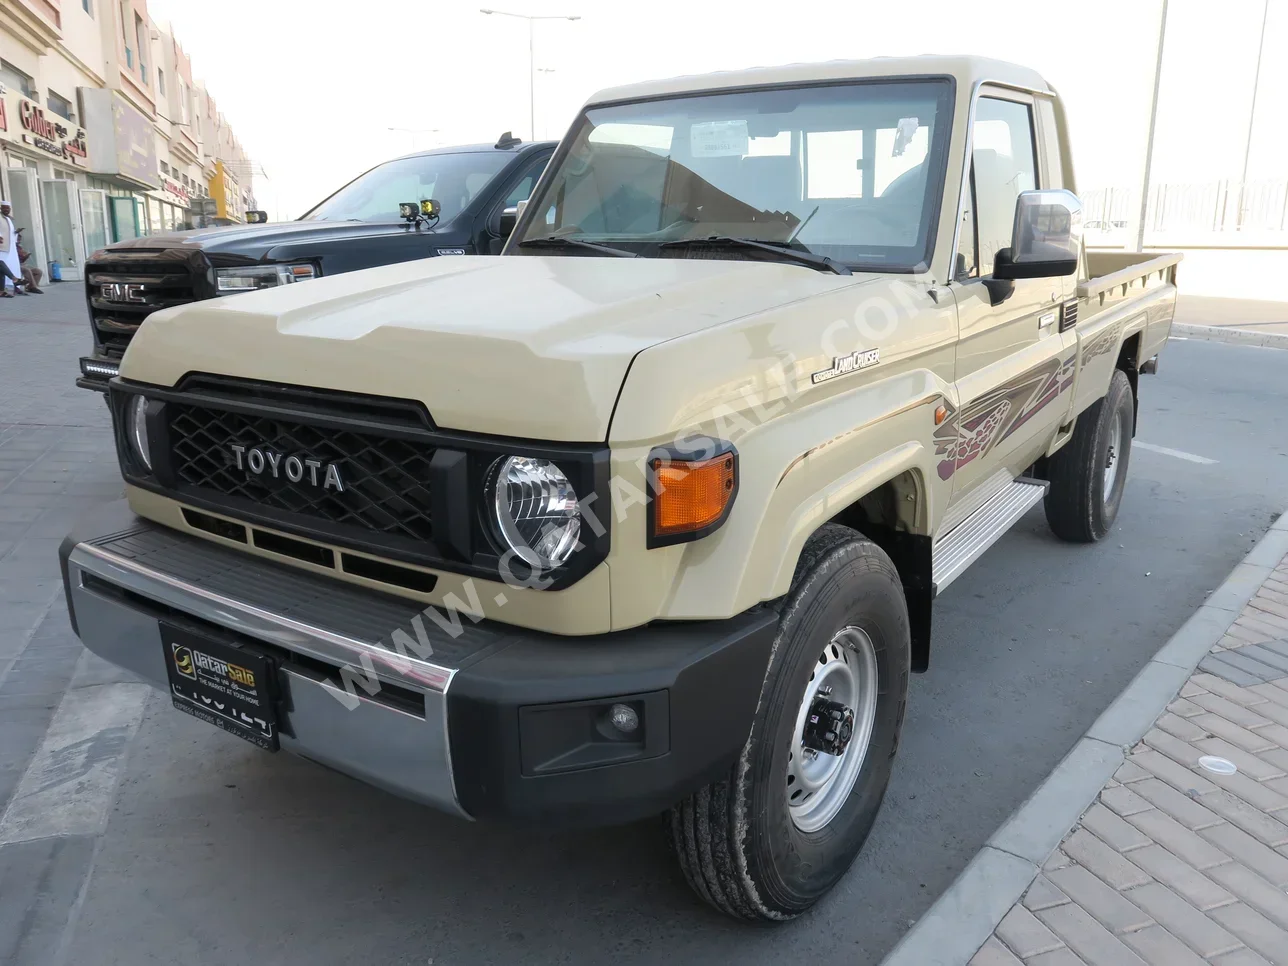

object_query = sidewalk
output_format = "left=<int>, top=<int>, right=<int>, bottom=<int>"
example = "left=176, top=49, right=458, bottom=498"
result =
left=974, top=555, right=1288, bottom=966
left=1173, top=295, right=1288, bottom=349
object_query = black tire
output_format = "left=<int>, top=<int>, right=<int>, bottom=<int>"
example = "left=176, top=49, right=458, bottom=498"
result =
left=666, top=523, right=911, bottom=921
left=1045, top=368, right=1135, bottom=543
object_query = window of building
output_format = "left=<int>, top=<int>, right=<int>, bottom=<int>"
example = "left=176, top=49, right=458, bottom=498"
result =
left=159, top=160, right=170, bottom=176
left=135, top=14, right=147, bottom=83
left=177, top=79, right=188, bottom=123
left=969, top=97, right=1037, bottom=277
left=157, top=68, right=165, bottom=96
left=0, top=60, right=36, bottom=99
left=47, top=90, right=75, bottom=122
left=82, top=0, right=93, bottom=15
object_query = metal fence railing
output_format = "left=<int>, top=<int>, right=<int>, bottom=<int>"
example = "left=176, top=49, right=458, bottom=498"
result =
left=1081, top=181, right=1288, bottom=235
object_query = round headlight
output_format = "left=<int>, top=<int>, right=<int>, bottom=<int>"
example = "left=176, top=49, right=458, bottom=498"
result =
left=489, top=456, right=580, bottom=569
left=128, top=395, right=152, bottom=471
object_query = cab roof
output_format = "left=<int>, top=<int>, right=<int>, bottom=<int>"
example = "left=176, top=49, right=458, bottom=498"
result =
left=586, top=55, right=1051, bottom=106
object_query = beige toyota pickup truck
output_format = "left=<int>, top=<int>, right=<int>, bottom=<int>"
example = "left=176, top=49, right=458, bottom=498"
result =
left=60, top=55, right=1179, bottom=920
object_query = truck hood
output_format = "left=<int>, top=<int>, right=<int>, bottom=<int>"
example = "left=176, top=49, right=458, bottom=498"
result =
left=97, top=220, right=449, bottom=263
left=122, top=254, right=861, bottom=440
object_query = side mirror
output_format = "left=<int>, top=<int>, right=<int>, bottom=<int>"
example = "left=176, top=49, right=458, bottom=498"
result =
left=498, top=198, right=527, bottom=238
left=245, top=210, right=268, bottom=224
left=993, top=189, right=1082, bottom=280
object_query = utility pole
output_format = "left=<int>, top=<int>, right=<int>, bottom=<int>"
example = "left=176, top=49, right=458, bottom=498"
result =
left=1236, top=0, right=1270, bottom=229
left=480, top=9, right=580, bottom=141
left=1134, top=0, right=1169, bottom=252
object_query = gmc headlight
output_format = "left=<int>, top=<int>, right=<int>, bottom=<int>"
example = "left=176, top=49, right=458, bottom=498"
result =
left=216, top=262, right=317, bottom=294
left=487, top=456, right=581, bottom=568
left=128, top=395, right=152, bottom=471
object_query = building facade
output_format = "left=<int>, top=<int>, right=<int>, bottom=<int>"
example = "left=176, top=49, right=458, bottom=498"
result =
left=0, top=0, right=253, bottom=282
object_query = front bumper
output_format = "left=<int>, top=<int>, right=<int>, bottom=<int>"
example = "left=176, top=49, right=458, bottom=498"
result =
left=60, top=501, right=777, bottom=826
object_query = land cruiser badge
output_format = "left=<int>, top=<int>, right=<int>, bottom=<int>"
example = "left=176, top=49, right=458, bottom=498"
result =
left=811, top=348, right=881, bottom=385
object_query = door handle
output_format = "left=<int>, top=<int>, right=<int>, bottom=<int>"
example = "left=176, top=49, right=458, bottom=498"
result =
left=1038, top=311, right=1056, bottom=330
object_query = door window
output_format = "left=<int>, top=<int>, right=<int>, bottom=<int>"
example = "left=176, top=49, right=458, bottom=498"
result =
left=968, top=98, right=1037, bottom=276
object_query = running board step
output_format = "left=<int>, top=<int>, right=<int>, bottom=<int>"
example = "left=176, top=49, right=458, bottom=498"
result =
left=932, top=478, right=1049, bottom=595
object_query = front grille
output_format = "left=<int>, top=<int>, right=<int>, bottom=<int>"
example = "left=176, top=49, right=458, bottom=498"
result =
left=86, top=251, right=201, bottom=354
left=167, top=403, right=437, bottom=544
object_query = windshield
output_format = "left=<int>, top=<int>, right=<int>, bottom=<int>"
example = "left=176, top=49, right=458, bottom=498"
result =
left=514, top=79, right=954, bottom=271
left=300, top=151, right=511, bottom=224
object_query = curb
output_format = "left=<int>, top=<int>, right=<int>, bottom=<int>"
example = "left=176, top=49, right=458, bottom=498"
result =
left=1171, top=322, right=1288, bottom=349
left=881, top=510, right=1288, bottom=966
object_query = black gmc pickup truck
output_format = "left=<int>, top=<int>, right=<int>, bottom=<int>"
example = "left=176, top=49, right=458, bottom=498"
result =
left=78, top=134, right=554, bottom=391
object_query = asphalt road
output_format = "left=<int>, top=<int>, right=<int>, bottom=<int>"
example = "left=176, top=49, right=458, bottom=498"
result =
left=1, top=287, right=1285, bottom=966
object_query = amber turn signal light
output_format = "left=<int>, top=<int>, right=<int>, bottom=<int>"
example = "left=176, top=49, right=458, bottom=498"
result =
left=650, top=451, right=737, bottom=544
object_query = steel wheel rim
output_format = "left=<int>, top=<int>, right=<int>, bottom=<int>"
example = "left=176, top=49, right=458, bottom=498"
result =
left=787, top=626, right=879, bottom=833
left=1103, top=408, right=1124, bottom=500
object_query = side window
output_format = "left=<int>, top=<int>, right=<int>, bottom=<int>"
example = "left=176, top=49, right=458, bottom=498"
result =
left=971, top=98, right=1037, bottom=276
left=957, top=165, right=979, bottom=278
left=504, top=156, right=550, bottom=209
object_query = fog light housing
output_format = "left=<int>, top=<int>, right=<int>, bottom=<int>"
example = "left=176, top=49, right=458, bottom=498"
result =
left=608, top=703, right=639, bottom=734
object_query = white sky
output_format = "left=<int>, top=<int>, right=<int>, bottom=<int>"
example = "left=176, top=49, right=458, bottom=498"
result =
left=148, top=0, right=1285, bottom=221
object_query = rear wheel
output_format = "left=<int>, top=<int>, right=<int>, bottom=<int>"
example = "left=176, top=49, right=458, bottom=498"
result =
left=666, top=524, right=910, bottom=921
left=1045, top=368, right=1135, bottom=543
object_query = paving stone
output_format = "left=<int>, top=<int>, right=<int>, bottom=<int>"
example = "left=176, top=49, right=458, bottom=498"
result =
left=1027, top=949, right=1087, bottom=966
left=1129, top=778, right=1222, bottom=831
left=1083, top=804, right=1153, bottom=853
left=1198, top=789, right=1288, bottom=847
left=1203, top=768, right=1288, bottom=815
left=1123, top=881, right=1245, bottom=958
left=1131, top=749, right=1217, bottom=796
left=969, top=936, right=1026, bottom=966
left=1100, top=784, right=1154, bottom=819
left=1208, top=903, right=1288, bottom=965
left=1181, top=681, right=1210, bottom=699
left=1124, top=845, right=1233, bottom=910
left=1199, top=823, right=1288, bottom=888
left=1142, top=728, right=1205, bottom=768
left=1044, top=849, right=1074, bottom=873
left=1250, top=681, right=1288, bottom=708
left=1239, top=644, right=1288, bottom=677
left=1225, top=622, right=1277, bottom=645
left=1193, top=712, right=1279, bottom=753
left=1211, top=948, right=1275, bottom=966
left=1155, top=711, right=1210, bottom=743
left=1205, top=862, right=1288, bottom=931
left=1046, top=865, right=1153, bottom=933
left=1248, top=597, right=1288, bottom=622
left=1238, top=613, right=1288, bottom=640
left=1063, top=829, right=1153, bottom=891
left=1113, top=760, right=1151, bottom=784
left=1120, top=923, right=1211, bottom=966
left=1201, top=657, right=1273, bottom=688
left=1124, top=808, right=1233, bottom=870
left=1167, top=697, right=1206, bottom=718
left=1023, top=875, right=1073, bottom=914
left=997, top=905, right=1066, bottom=959
left=1034, top=902, right=1149, bottom=966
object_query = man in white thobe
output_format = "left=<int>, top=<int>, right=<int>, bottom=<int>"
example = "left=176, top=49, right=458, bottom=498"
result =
left=0, top=201, right=22, bottom=295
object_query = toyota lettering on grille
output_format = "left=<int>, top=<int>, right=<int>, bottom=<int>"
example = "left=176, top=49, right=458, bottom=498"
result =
left=229, top=444, right=345, bottom=492
left=100, top=282, right=146, bottom=303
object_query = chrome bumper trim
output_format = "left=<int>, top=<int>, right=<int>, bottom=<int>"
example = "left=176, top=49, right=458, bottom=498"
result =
left=71, top=542, right=455, bottom=693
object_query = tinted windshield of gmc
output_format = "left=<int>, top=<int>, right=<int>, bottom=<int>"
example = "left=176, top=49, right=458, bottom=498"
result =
left=300, top=152, right=511, bottom=224
left=513, top=79, right=954, bottom=271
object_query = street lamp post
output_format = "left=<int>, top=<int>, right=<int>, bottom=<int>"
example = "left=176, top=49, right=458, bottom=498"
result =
left=1236, top=0, right=1270, bottom=229
left=1134, top=0, right=1169, bottom=252
left=479, top=8, right=580, bottom=141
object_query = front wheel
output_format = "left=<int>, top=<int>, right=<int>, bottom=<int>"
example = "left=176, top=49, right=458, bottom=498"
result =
left=666, top=524, right=910, bottom=921
left=1044, top=368, right=1135, bottom=543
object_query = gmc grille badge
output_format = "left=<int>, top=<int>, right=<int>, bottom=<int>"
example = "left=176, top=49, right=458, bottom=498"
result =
left=100, top=282, right=146, bottom=303
left=229, top=444, right=344, bottom=491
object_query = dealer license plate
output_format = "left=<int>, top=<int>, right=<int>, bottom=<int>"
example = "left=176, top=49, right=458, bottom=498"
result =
left=161, top=623, right=280, bottom=751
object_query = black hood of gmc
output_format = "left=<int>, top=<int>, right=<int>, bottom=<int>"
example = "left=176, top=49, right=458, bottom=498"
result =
left=96, top=220, right=453, bottom=265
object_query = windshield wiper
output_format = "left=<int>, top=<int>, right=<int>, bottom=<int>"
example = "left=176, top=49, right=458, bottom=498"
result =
left=657, top=236, right=851, bottom=276
left=517, top=235, right=637, bottom=258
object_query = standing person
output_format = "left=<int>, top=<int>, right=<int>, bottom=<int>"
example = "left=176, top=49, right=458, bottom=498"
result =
left=0, top=201, right=21, bottom=296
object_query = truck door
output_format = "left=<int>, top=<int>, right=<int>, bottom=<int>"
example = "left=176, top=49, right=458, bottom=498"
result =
left=944, top=91, right=1073, bottom=502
